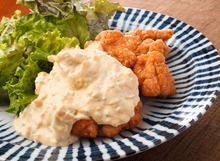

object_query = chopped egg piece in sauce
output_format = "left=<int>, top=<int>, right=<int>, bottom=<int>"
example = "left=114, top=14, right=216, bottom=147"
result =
left=13, top=43, right=140, bottom=146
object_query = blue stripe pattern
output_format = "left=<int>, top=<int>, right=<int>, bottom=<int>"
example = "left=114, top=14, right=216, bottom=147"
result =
left=1, top=7, right=220, bottom=161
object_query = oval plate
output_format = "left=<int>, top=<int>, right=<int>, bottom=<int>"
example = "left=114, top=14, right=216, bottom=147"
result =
left=1, top=7, right=220, bottom=161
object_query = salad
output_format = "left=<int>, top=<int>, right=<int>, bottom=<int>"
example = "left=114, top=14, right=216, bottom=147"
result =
left=0, top=0, right=125, bottom=116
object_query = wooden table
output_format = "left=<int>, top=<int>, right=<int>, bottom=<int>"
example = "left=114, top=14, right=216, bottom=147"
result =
left=0, top=1, right=220, bottom=161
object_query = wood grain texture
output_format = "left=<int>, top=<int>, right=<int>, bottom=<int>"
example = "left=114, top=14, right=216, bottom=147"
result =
left=0, top=1, right=220, bottom=161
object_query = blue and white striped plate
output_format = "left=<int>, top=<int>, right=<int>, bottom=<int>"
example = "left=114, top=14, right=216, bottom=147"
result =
left=1, top=7, right=220, bottom=161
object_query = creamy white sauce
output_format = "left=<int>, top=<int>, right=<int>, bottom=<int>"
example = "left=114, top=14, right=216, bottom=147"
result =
left=13, top=43, right=140, bottom=146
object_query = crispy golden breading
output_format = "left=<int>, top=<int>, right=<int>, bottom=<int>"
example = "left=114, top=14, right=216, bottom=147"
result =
left=94, top=30, right=138, bottom=68
left=122, top=34, right=142, bottom=52
left=136, top=38, right=154, bottom=56
left=133, top=51, right=176, bottom=97
left=126, top=29, right=172, bottom=56
left=71, top=119, right=98, bottom=138
left=98, top=124, right=124, bottom=137
left=98, top=101, right=142, bottom=137
left=72, top=29, right=175, bottom=139
left=88, top=29, right=176, bottom=97
left=126, top=29, right=174, bottom=41
left=71, top=101, right=142, bottom=138
left=89, top=29, right=173, bottom=64
left=123, top=101, right=143, bottom=130
left=148, top=39, right=171, bottom=57
left=104, top=45, right=137, bottom=68
left=95, top=29, right=124, bottom=45
left=135, top=39, right=171, bottom=57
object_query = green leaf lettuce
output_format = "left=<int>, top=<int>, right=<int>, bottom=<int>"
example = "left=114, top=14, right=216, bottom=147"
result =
left=0, top=0, right=125, bottom=116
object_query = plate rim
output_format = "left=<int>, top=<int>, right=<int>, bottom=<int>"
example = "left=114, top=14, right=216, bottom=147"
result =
left=1, top=7, right=220, bottom=161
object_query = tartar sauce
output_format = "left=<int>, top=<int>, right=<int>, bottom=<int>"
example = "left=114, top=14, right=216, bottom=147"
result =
left=13, top=43, right=140, bottom=146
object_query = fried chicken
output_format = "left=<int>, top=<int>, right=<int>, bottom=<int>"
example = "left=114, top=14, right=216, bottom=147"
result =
left=92, top=30, right=138, bottom=68
left=136, top=38, right=154, bottom=56
left=71, top=101, right=142, bottom=138
left=126, top=28, right=174, bottom=41
left=71, top=119, right=98, bottom=138
left=137, top=39, right=171, bottom=57
left=71, top=28, right=175, bottom=139
left=104, top=45, right=137, bottom=68
left=86, top=29, right=176, bottom=97
left=133, top=51, right=176, bottom=97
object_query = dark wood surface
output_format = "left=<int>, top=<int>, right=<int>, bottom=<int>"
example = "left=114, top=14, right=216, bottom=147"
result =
left=0, top=1, right=220, bottom=161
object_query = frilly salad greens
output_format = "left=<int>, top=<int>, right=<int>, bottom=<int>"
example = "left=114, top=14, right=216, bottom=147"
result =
left=0, top=0, right=125, bottom=116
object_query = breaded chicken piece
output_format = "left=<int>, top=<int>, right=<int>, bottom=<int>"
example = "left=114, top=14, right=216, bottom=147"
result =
left=133, top=51, right=176, bottom=97
left=136, top=39, right=171, bottom=57
left=148, top=39, right=171, bottom=57
left=126, top=29, right=174, bottom=41
left=104, top=45, right=137, bottom=68
left=95, top=29, right=124, bottom=45
left=99, top=101, right=142, bottom=137
left=85, top=29, right=176, bottom=97
left=71, top=101, right=142, bottom=138
left=94, top=30, right=138, bottom=68
left=122, top=34, right=142, bottom=52
left=88, top=29, right=173, bottom=66
left=135, top=39, right=154, bottom=56
left=71, top=119, right=98, bottom=138
left=123, top=101, right=143, bottom=130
